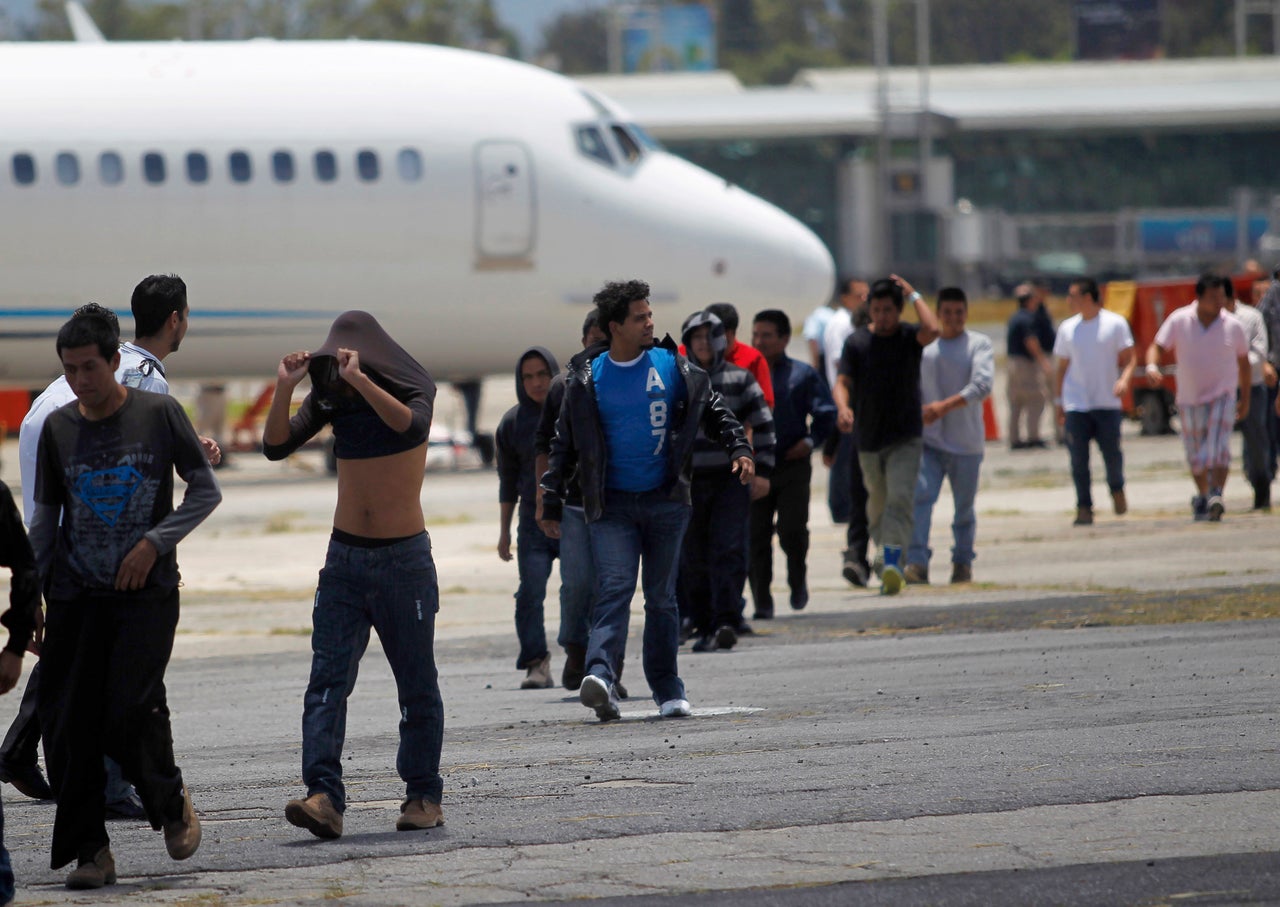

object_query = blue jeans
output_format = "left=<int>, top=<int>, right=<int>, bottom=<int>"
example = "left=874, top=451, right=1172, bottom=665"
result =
left=1063, top=409, right=1124, bottom=508
left=907, top=446, right=983, bottom=567
left=0, top=795, right=12, bottom=904
left=514, top=513, right=557, bottom=668
left=587, top=489, right=691, bottom=705
left=303, top=532, right=444, bottom=813
left=556, top=507, right=595, bottom=651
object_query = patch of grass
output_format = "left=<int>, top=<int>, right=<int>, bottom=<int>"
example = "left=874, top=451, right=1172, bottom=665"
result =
left=425, top=512, right=473, bottom=526
left=264, top=510, right=305, bottom=534
left=323, top=881, right=358, bottom=900
left=269, top=627, right=312, bottom=636
left=442, top=585, right=472, bottom=595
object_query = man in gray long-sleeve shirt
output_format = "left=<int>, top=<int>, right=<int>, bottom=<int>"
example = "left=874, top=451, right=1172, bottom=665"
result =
left=28, top=312, right=220, bottom=889
left=904, top=287, right=994, bottom=586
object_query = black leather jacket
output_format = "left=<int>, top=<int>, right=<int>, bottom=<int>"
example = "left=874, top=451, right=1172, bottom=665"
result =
left=540, top=335, right=751, bottom=523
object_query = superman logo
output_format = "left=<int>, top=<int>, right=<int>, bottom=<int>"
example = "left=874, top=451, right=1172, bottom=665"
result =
left=74, top=466, right=143, bottom=527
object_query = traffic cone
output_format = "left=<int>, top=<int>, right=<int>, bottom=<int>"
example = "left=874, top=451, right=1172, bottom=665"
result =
left=982, top=397, right=999, bottom=442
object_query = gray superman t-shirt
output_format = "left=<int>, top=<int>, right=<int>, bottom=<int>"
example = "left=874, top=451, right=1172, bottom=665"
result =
left=35, top=388, right=210, bottom=599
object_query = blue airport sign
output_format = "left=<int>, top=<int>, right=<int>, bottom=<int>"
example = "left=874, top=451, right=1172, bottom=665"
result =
left=1138, top=215, right=1268, bottom=254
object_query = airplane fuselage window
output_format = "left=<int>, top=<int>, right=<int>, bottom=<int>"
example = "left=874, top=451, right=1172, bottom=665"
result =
left=187, top=152, right=209, bottom=184
left=272, top=150, right=295, bottom=183
left=575, top=126, right=614, bottom=167
left=229, top=151, right=252, bottom=183
left=397, top=148, right=423, bottom=182
left=99, top=152, right=124, bottom=185
left=315, top=150, right=337, bottom=182
left=143, top=152, right=166, bottom=184
left=6, top=145, right=428, bottom=189
left=12, top=154, right=36, bottom=186
left=55, top=152, right=80, bottom=186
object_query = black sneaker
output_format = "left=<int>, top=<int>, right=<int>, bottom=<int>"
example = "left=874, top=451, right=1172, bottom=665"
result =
left=1192, top=494, right=1209, bottom=521
left=0, top=759, right=54, bottom=801
left=105, top=792, right=146, bottom=820
left=579, top=675, right=620, bottom=721
left=842, top=559, right=869, bottom=588
left=733, top=620, right=754, bottom=637
left=715, top=625, right=738, bottom=650
left=790, top=588, right=808, bottom=610
left=691, top=635, right=716, bottom=653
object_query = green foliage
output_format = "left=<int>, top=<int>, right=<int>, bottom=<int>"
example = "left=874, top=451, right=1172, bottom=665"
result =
left=17, top=0, right=1271, bottom=74
left=538, top=8, right=608, bottom=75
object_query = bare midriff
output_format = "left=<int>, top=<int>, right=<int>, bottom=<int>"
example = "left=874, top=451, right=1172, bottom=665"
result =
left=333, top=443, right=427, bottom=537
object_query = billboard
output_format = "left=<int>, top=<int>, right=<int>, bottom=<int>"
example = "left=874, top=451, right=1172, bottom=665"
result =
left=1074, top=0, right=1162, bottom=60
left=1138, top=215, right=1268, bottom=255
left=622, top=4, right=716, bottom=73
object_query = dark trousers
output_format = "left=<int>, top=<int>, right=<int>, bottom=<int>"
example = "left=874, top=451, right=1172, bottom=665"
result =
left=1267, top=384, right=1280, bottom=481
left=845, top=434, right=870, bottom=570
left=749, top=457, right=812, bottom=613
left=0, top=664, right=41, bottom=768
left=678, top=471, right=751, bottom=636
left=514, top=513, right=557, bottom=668
left=38, top=588, right=185, bottom=869
left=1240, top=384, right=1271, bottom=487
left=0, top=663, right=133, bottom=804
left=1064, top=409, right=1125, bottom=508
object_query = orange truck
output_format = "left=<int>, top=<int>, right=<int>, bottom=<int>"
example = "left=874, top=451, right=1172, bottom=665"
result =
left=1103, top=273, right=1268, bottom=435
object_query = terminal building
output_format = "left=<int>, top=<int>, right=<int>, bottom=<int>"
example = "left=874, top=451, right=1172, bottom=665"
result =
left=580, top=57, right=1280, bottom=292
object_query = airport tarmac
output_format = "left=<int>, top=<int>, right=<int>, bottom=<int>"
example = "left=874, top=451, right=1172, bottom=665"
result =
left=0, top=377, right=1277, bottom=905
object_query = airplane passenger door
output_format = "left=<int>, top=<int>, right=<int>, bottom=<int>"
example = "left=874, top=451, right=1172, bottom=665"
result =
left=475, top=141, right=536, bottom=265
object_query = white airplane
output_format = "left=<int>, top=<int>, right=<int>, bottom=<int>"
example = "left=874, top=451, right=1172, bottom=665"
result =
left=0, top=29, right=835, bottom=418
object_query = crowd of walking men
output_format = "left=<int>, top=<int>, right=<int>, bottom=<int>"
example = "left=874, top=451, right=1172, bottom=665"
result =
left=0, top=267, right=1274, bottom=899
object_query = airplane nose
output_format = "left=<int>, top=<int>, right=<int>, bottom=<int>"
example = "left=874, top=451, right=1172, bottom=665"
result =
left=789, top=220, right=837, bottom=309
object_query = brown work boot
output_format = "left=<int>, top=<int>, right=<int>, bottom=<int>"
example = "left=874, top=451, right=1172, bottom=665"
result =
left=1073, top=507, right=1093, bottom=526
left=950, top=562, right=972, bottom=584
left=902, top=563, right=930, bottom=585
left=163, top=785, right=202, bottom=860
left=561, top=644, right=586, bottom=691
left=285, top=791, right=342, bottom=839
left=520, top=654, right=553, bottom=690
left=1111, top=489, right=1127, bottom=515
left=395, top=798, right=445, bottom=831
left=66, top=846, right=116, bottom=890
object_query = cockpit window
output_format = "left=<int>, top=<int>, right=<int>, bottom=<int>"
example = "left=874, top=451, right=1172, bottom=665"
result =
left=628, top=123, right=663, bottom=151
left=611, top=125, right=643, bottom=163
left=576, top=126, right=614, bottom=167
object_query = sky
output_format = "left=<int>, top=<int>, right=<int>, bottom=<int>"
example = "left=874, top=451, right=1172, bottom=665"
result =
left=2, top=0, right=615, bottom=55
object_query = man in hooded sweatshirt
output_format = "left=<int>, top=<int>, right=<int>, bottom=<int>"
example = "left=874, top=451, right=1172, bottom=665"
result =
left=678, top=311, right=776, bottom=652
left=263, top=311, right=445, bottom=840
left=496, top=347, right=560, bottom=690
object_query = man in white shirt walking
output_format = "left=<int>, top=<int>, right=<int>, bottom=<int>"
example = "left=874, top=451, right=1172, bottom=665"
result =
left=1053, top=278, right=1136, bottom=527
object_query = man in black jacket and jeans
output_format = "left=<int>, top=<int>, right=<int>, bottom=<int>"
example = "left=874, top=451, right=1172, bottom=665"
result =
left=540, top=280, right=754, bottom=722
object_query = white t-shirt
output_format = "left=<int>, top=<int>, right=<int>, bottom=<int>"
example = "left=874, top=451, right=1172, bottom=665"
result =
left=822, top=307, right=854, bottom=390
left=1052, top=309, right=1134, bottom=412
left=17, top=344, right=167, bottom=525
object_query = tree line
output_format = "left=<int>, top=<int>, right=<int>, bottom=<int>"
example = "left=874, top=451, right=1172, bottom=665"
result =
left=12, top=0, right=1264, bottom=85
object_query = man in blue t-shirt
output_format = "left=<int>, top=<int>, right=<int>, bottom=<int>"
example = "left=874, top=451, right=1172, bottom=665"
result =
left=540, top=280, right=754, bottom=722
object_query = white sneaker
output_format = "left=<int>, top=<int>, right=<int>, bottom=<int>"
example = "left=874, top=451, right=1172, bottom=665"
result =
left=579, top=675, right=620, bottom=721
left=659, top=698, right=692, bottom=718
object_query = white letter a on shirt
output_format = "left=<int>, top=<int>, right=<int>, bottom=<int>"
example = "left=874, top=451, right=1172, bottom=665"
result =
left=646, top=368, right=666, bottom=393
